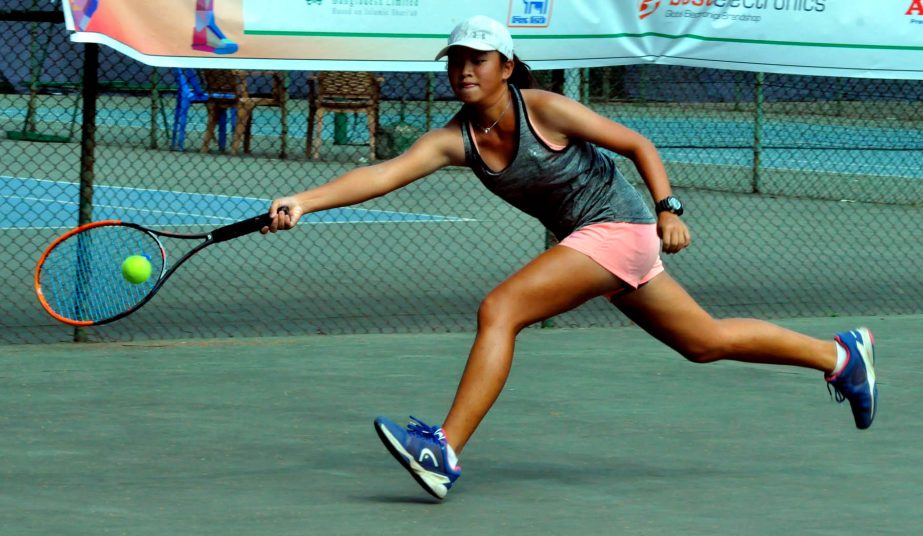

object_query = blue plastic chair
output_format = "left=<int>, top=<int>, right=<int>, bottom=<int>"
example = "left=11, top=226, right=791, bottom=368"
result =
left=171, top=68, right=236, bottom=151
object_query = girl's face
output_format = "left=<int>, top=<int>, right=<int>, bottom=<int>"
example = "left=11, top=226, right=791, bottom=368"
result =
left=446, top=47, right=513, bottom=104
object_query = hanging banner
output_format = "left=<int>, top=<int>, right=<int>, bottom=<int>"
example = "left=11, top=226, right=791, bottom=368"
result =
left=63, top=0, right=923, bottom=78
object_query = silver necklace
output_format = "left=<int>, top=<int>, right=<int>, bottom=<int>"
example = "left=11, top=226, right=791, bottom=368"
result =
left=474, top=95, right=512, bottom=134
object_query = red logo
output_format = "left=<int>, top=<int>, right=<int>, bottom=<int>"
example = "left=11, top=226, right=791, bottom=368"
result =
left=908, top=0, right=923, bottom=15
left=639, top=0, right=661, bottom=19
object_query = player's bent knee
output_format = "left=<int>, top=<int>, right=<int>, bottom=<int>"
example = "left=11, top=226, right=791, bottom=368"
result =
left=674, top=317, right=744, bottom=363
left=477, top=292, right=527, bottom=333
left=674, top=329, right=731, bottom=364
left=680, top=346, right=722, bottom=364
left=476, top=294, right=510, bottom=329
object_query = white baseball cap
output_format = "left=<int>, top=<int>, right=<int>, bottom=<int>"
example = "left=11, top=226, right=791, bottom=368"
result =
left=434, top=15, right=514, bottom=61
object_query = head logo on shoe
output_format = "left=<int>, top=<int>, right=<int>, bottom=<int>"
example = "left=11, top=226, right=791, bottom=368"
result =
left=374, top=416, right=461, bottom=500
left=829, top=327, right=877, bottom=430
left=419, top=448, right=438, bottom=467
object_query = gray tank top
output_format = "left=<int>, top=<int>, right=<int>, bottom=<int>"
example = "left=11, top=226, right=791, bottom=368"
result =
left=461, top=85, right=655, bottom=241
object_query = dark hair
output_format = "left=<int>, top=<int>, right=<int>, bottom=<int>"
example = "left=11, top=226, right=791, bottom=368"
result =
left=501, top=53, right=536, bottom=89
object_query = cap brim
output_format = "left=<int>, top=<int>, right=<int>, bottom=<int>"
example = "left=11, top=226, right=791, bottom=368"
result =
left=434, top=40, right=497, bottom=60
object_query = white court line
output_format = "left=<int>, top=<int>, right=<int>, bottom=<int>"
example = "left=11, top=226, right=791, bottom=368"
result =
left=8, top=176, right=474, bottom=218
left=2, top=178, right=477, bottom=230
left=3, top=220, right=474, bottom=231
left=7, top=194, right=475, bottom=224
left=9, top=195, right=241, bottom=222
left=4, top=176, right=270, bottom=203
left=662, top=158, right=920, bottom=179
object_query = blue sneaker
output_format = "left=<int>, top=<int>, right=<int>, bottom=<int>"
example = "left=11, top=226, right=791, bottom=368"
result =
left=374, top=416, right=461, bottom=500
left=827, top=327, right=877, bottom=429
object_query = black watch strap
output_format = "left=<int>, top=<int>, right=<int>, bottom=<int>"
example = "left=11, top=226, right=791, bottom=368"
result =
left=655, top=196, right=684, bottom=216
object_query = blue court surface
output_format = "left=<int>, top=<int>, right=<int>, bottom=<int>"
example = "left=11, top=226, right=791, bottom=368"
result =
left=620, top=117, right=923, bottom=179
left=4, top=104, right=920, bottom=178
left=658, top=147, right=923, bottom=179
left=0, top=176, right=472, bottom=230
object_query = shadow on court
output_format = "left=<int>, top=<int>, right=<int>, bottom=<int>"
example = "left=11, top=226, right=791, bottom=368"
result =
left=2, top=314, right=921, bottom=535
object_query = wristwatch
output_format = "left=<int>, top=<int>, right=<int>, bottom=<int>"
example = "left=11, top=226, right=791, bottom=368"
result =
left=655, top=196, right=684, bottom=216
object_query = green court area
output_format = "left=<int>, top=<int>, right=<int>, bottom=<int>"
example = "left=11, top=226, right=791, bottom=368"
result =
left=2, top=314, right=920, bottom=535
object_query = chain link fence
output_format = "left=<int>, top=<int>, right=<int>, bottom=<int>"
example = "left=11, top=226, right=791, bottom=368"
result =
left=2, top=6, right=922, bottom=344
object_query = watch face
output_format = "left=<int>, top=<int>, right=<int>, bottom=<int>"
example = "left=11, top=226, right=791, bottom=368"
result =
left=658, top=196, right=683, bottom=215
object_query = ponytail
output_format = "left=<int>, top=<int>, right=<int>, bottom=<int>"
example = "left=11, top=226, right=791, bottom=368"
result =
left=502, top=54, right=536, bottom=89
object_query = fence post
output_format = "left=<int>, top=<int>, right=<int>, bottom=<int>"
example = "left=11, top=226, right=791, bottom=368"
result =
left=149, top=68, right=159, bottom=149
left=581, top=67, right=590, bottom=104
left=74, top=43, right=99, bottom=343
left=752, top=71, right=764, bottom=194
left=733, top=70, right=743, bottom=112
left=425, top=71, right=434, bottom=131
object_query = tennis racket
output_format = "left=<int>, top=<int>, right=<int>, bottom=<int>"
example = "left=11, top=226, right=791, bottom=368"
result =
left=34, top=208, right=285, bottom=326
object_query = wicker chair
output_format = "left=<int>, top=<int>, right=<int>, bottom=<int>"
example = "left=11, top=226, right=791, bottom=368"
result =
left=307, top=72, right=384, bottom=160
left=200, top=69, right=288, bottom=158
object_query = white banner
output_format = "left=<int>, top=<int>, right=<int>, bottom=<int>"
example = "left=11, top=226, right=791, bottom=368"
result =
left=63, top=0, right=923, bottom=78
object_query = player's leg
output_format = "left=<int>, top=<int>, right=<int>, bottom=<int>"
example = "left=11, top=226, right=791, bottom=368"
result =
left=192, top=0, right=238, bottom=55
left=612, top=271, right=836, bottom=369
left=70, top=0, right=99, bottom=32
left=441, top=245, right=626, bottom=453
left=612, top=271, right=877, bottom=428
left=374, top=245, right=625, bottom=498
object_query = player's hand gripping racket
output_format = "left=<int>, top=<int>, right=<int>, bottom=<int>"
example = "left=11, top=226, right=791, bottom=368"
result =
left=34, top=208, right=286, bottom=326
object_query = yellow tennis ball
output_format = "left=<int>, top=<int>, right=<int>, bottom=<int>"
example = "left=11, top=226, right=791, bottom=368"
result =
left=121, top=255, right=152, bottom=285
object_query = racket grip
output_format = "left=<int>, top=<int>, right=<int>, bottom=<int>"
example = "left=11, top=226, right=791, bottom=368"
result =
left=210, top=207, right=289, bottom=243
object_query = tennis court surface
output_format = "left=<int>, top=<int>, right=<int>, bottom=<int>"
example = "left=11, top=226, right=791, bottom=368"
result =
left=3, top=314, right=920, bottom=535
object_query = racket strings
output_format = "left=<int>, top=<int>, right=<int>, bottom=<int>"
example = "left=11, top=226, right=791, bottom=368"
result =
left=39, top=225, right=164, bottom=322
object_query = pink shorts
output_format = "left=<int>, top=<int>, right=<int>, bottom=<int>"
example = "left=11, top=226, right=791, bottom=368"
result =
left=558, top=222, right=664, bottom=299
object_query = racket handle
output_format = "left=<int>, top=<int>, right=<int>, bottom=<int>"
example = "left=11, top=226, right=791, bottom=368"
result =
left=210, top=206, right=289, bottom=243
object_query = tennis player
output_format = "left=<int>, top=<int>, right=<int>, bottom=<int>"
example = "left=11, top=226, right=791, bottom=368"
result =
left=264, top=15, right=877, bottom=500
left=68, top=0, right=236, bottom=54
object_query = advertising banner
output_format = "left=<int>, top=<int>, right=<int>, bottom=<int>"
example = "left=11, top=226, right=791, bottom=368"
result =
left=63, top=0, right=923, bottom=78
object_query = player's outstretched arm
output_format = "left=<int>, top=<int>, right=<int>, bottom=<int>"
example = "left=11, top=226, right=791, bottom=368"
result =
left=263, top=124, right=465, bottom=233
